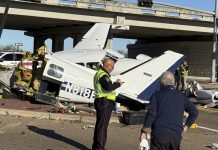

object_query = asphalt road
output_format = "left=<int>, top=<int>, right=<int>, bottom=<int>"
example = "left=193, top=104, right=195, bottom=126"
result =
left=0, top=109, right=217, bottom=150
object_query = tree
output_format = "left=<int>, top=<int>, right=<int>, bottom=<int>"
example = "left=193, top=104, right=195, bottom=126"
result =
left=0, top=44, right=17, bottom=51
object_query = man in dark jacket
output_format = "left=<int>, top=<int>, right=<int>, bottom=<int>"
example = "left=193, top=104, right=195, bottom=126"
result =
left=140, top=71, right=199, bottom=150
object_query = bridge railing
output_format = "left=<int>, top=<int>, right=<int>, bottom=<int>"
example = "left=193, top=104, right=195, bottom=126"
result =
left=17, top=0, right=214, bottom=22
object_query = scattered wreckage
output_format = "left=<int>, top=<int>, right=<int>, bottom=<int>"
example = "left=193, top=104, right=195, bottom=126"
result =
left=186, top=81, right=218, bottom=108
left=0, top=46, right=46, bottom=99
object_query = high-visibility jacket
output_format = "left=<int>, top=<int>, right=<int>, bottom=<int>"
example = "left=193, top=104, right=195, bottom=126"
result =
left=179, top=65, right=189, bottom=76
left=94, top=68, right=116, bottom=101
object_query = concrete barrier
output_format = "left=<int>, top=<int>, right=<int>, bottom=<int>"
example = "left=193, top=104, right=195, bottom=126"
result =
left=0, top=108, right=120, bottom=123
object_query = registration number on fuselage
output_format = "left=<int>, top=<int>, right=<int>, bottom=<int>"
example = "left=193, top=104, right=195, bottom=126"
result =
left=60, top=81, right=95, bottom=99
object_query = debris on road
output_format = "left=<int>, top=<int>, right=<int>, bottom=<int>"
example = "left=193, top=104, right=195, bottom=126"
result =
left=82, top=125, right=95, bottom=129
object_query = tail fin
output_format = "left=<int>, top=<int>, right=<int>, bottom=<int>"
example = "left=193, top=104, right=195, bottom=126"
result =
left=74, top=23, right=111, bottom=50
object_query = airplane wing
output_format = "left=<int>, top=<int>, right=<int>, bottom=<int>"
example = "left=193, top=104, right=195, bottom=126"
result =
left=74, top=23, right=111, bottom=50
left=118, top=92, right=150, bottom=104
left=113, top=51, right=185, bottom=103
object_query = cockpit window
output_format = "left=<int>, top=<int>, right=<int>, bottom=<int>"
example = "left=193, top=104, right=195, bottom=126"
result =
left=86, top=62, right=99, bottom=70
left=77, top=63, right=85, bottom=66
left=47, top=64, right=64, bottom=78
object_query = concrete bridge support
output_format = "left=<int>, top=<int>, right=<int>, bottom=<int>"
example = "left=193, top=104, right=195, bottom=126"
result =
left=31, top=33, right=83, bottom=52
left=33, top=37, right=46, bottom=54
left=128, top=41, right=216, bottom=78
left=25, top=23, right=92, bottom=52
left=73, top=34, right=83, bottom=48
left=52, top=35, right=65, bottom=52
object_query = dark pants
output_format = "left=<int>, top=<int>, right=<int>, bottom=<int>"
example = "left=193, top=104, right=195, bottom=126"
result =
left=150, top=133, right=182, bottom=150
left=181, top=75, right=187, bottom=91
left=175, top=75, right=180, bottom=90
left=92, top=98, right=115, bottom=150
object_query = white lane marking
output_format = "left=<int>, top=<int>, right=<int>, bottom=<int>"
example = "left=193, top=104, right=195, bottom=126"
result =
left=198, top=125, right=218, bottom=133
left=0, top=122, right=22, bottom=134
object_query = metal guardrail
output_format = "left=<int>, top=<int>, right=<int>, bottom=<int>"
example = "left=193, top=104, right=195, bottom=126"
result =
left=14, top=0, right=214, bottom=22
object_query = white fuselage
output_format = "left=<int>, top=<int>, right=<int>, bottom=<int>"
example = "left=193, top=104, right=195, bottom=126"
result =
left=41, top=50, right=184, bottom=104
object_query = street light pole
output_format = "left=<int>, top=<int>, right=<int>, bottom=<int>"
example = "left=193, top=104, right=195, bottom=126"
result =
left=212, top=0, right=218, bottom=83
left=15, top=43, right=23, bottom=52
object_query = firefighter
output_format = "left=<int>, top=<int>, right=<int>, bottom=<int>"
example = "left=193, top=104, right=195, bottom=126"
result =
left=92, top=58, right=123, bottom=150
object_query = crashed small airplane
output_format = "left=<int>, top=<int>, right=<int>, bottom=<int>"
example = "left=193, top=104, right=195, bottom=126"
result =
left=7, top=23, right=185, bottom=110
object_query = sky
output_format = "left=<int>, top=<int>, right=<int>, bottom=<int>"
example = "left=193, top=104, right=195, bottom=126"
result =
left=0, top=0, right=215, bottom=52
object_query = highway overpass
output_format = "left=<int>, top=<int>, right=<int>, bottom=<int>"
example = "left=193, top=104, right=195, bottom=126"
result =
left=0, top=0, right=216, bottom=77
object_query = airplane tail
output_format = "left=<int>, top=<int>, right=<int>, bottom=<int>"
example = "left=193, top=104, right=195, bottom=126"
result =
left=114, top=51, right=185, bottom=102
left=74, top=23, right=111, bottom=50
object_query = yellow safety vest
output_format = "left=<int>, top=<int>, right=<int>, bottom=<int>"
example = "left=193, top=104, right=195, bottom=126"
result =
left=94, top=68, right=116, bottom=101
left=179, top=65, right=188, bottom=76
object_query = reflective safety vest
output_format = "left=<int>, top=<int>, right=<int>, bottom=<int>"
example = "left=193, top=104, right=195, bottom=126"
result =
left=179, top=65, right=188, bottom=76
left=94, top=68, right=116, bottom=101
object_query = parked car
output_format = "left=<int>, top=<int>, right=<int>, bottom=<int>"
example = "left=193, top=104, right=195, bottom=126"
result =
left=0, top=51, right=23, bottom=69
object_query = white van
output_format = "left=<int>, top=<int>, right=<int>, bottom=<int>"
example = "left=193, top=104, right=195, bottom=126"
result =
left=0, top=51, right=23, bottom=68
